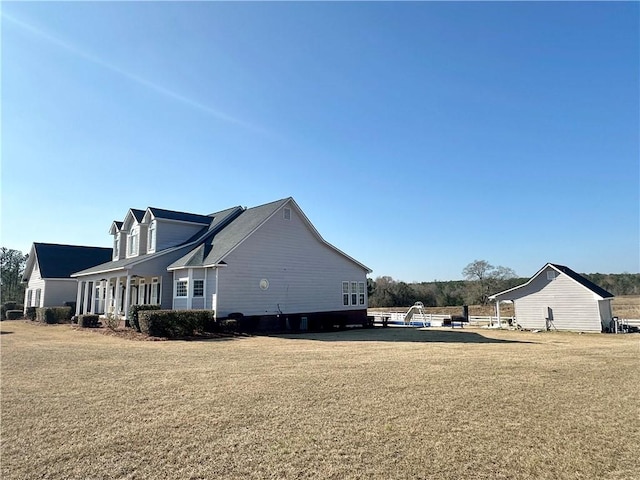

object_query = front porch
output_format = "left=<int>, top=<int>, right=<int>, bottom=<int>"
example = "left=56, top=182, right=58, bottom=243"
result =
left=75, top=274, right=162, bottom=324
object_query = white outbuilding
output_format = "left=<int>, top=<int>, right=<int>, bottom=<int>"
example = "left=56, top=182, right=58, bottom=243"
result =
left=489, top=263, right=614, bottom=333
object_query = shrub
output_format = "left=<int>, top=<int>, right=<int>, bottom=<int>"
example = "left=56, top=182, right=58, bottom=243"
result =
left=77, top=315, right=100, bottom=328
left=2, top=302, right=24, bottom=319
left=219, top=318, right=238, bottom=333
left=128, top=304, right=161, bottom=332
left=35, top=307, right=73, bottom=324
left=138, top=310, right=214, bottom=338
left=103, top=313, right=120, bottom=330
left=5, top=310, right=23, bottom=320
left=64, top=301, right=77, bottom=314
left=25, top=307, right=37, bottom=321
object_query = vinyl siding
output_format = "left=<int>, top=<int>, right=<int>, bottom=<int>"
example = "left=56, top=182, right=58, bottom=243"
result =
left=42, top=279, right=78, bottom=307
left=25, top=262, right=45, bottom=307
left=216, top=205, right=368, bottom=317
left=155, top=221, right=204, bottom=251
left=511, top=266, right=604, bottom=332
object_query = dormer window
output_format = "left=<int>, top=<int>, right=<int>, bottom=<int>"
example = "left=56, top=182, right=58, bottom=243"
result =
left=114, top=237, right=120, bottom=258
left=148, top=222, right=156, bottom=252
left=128, top=230, right=138, bottom=256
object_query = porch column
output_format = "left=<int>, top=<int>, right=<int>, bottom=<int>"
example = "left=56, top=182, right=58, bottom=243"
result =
left=124, top=274, right=132, bottom=324
left=75, top=281, right=83, bottom=316
left=187, top=268, right=193, bottom=310
left=82, top=280, right=91, bottom=316
left=114, top=277, right=122, bottom=316
left=105, top=278, right=113, bottom=315
left=496, top=300, right=502, bottom=328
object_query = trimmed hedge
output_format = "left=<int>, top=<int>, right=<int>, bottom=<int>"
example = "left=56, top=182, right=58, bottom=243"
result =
left=25, top=307, right=37, bottom=321
left=77, top=315, right=100, bottom=328
left=139, top=309, right=215, bottom=338
left=36, top=307, right=73, bottom=324
left=5, top=310, right=23, bottom=320
left=2, top=302, right=24, bottom=319
left=128, top=304, right=161, bottom=332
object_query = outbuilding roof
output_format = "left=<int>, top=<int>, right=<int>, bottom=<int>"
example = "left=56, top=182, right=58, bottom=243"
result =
left=489, top=263, right=614, bottom=300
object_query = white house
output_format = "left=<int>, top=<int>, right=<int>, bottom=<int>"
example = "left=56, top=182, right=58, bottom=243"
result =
left=71, top=197, right=372, bottom=330
left=22, top=243, right=113, bottom=313
left=489, top=263, right=614, bottom=333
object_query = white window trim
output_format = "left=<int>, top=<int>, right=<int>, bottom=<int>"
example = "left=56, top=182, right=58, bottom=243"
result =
left=193, top=279, right=204, bottom=297
left=148, top=222, right=156, bottom=252
left=175, top=278, right=188, bottom=298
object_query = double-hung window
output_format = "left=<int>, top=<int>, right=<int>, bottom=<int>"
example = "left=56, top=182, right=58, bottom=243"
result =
left=193, top=280, right=204, bottom=297
left=342, top=281, right=366, bottom=306
left=148, top=222, right=156, bottom=252
left=176, top=279, right=188, bottom=297
left=128, top=230, right=138, bottom=256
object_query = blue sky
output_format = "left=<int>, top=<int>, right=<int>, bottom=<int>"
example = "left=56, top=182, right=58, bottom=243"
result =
left=1, top=2, right=638, bottom=282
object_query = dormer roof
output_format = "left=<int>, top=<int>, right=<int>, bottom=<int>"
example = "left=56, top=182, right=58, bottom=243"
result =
left=143, top=207, right=212, bottom=225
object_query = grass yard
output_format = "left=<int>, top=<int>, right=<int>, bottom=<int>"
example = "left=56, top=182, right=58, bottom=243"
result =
left=1, top=321, right=639, bottom=479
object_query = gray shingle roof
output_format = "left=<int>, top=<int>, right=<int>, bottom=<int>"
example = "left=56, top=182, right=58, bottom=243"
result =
left=131, top=209, right=145, bottom=223
left=490, top=263, right=614, bottom=300
left=73, top=205, right=244, bottom=276
left=148, top=207, right=212, bottom=224
left=29, top=243, right=113, bottom=279
left=168, top=198, right=289, bottom=269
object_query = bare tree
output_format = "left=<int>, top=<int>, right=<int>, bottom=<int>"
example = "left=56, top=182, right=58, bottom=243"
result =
left=462, top=260, right=516, bottom=305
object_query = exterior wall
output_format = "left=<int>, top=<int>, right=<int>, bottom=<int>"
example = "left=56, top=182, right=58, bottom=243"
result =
left=42, top=279, right=78, bottom=307
left=138, top=225, right=148, bottom=256
left=509, top=266, right=603, bottom=332
left=155, top=220, right=205, bottom=252
left=23, top=261, right=78, bottom=311
left=171, top=267, right=207, bottom=310
left=113, top=231, right=127, bottom=261
left=216, top=206, right=368, bottom=318
left=24, top=262, right=45, bottom=308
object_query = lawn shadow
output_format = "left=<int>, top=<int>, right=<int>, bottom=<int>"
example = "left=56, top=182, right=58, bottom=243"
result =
left=269, top=327, right=536, bottom=344
left=0, top=331, right=13, bottom=335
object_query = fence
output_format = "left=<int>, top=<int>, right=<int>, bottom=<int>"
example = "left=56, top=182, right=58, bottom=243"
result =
left=370, top=311, right=515, bottom=328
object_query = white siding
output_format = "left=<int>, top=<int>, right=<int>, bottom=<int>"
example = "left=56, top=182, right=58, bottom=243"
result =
left=511, top=266, right=603, bottom=332
left=23, top=261, right=77, bottom=309
left=138, top=225, right=148, bottom=256
left=155, top=221, right=205, bottom=251
left=26, top=262, right=45, bottom=307
left=216, top=206, right=368, bottom=317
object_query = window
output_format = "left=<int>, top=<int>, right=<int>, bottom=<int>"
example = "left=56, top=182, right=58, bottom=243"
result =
left=128, top=230, right=138, bottom=256
left=176, top=280, right=188, bottom=297
left=358, top=282, right=366, bottom=305
left=343, top=281, right=365, bottom=306
left=35, top=289, right=41, bottom=307
left=284, top=208, right=291, bottom=220
left=148, top=222, right=156, bottom=251
left=151, top=278, right=161, bottom=304
left=193, top=280, right=204, bottom=297
left=342, top=282, right=349, bottom=306
left=114, top=237, right=119, bottom=258
left=27, top=290, right=33, bottom=307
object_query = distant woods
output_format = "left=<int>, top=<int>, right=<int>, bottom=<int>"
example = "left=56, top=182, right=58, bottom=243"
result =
left=1, top=248, right=28, bottom=302
left=368, top=260, right=640, bottom=308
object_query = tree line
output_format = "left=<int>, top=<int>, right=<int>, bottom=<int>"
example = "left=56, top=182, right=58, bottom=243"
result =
left=368, top=260, right=640, bottom=308
left=1, top=248, right=28, bottom=303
